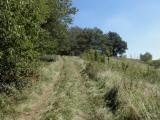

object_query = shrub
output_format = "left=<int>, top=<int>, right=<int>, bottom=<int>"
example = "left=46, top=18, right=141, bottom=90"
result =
left=84, top=62, right=105, bottom=80
left=0, top=0, right=47, bottom=90
left=85, top=62, right=96, bottom=79
left=81, top=49, right=105, bottom=63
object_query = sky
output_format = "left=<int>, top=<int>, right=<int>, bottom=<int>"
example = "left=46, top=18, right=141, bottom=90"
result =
left=72, top=0, right=160, bottom=59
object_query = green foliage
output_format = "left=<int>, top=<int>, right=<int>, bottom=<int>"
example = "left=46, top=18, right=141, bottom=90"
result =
left=84, top=62, right=98, bottom=79
left=149, top=60, right=160, bottom=69
left=83, top=57, right=160, bottom=120
left=67, top=27, right=128, bottom=57
left=0, top=0, right=77, bottom=90
left=80, top=49, right=105, bottom=63
left=140, top=52, right=152, bottom=62
left=40, top=0, right=77, bottom=55
left=0, top=0, right=47, bottom=89
left=105, top=58, right=160, bottom=83
left=68, top=27, right=104, bottom=55
left=80, top=50, right=106, bottom=81
left=107, top=32, right=128, bottom=56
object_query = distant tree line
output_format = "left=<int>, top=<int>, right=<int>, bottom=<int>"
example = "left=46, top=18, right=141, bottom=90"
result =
left=64, top=27, right=128, bottom=57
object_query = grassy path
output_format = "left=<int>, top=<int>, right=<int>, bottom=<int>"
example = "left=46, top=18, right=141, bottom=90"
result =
left=14, top=56, right=160, bottom=120
left=16, top=57, right=104, bottom=120
left=17, top=57, right=64, bottom=120
left=38, top=57, right=99, bottom=120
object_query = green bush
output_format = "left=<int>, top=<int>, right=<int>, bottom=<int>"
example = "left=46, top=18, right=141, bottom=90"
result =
left=0, top=0, right=47, bottom=90
left=84, top=61, right=105, bottom=80
left=81, top=49, right=105, bottom=63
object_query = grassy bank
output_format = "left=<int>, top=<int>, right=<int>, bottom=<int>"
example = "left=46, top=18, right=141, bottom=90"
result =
left=0, top=56, right=160, bottom=120
left=81, top=55, right=160, bottom=120
left=0, top=57, right=63, bottom=120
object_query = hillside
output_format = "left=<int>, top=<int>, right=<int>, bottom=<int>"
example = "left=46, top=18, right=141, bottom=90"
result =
left=1, top=56, right=160, bottom=120
left=1, top=0, right=160, bottom=120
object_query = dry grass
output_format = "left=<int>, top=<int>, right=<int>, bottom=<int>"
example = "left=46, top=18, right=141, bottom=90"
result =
left=1, top=56, right=160, bottom=120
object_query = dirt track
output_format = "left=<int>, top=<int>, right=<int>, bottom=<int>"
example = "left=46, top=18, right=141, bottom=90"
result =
left=17, top=57, right=97, bottom=120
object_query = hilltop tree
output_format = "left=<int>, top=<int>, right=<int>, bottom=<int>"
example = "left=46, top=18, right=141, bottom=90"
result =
left=140, top=52, right=152, bottom=62
left=107, top=32, right=127, bottom=56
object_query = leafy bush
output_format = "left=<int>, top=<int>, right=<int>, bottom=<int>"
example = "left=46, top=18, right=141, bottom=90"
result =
left=0, top=0, right=47, bottom=90
left=81, top=49, right=105, bottom=63
left=84, top=62, right=105, bottom=80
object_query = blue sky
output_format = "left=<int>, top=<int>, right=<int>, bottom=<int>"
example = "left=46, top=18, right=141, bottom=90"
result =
left=72, top=0, right=160, bottom=59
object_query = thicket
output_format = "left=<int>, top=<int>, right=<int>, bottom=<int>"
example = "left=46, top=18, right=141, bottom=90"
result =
left=0, top=0, right=129, bottom=93
left=0, top=0, right=76, bottom=92
left=0, top=0, right=45, bottom=90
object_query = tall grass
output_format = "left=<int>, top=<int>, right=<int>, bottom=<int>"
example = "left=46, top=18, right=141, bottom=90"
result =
left=81, top=52, right=160, bottom=120
left=0, top=57, right=61, bottom=119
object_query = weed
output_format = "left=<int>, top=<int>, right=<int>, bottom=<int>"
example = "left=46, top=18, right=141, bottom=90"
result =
left=118, top=105, right=142, bottom=120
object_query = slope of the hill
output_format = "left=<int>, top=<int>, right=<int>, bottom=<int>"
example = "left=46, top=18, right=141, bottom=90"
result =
left=1, top=56, right=160, bottom=120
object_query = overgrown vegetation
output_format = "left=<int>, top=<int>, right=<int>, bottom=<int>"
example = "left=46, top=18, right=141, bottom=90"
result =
left=0, top=0, right=76, bottom=91
left=81, top=51, right=160, bottom=120
left=0, top=0, right=160, bottom=120
left=0, top=0, right=128, bottom=91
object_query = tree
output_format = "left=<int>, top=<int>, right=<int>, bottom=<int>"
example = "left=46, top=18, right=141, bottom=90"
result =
left=107, top=32, right=127, bottom=57
left=0, top=0, right=77, bottom=91
left=140, top=52, right=152, bottom=62
left=40, top=0, right=77, bottom=55
left=68, top=27, right=128, bottom=58
left=68, top=27, right=83, bottom=55
left=68, top=27, right=104, bottom=55
left=0, top=0, right=48, bottom=89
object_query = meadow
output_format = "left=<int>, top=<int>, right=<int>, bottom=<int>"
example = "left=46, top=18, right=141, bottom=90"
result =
left=0, top=53, right=159, bottom=120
